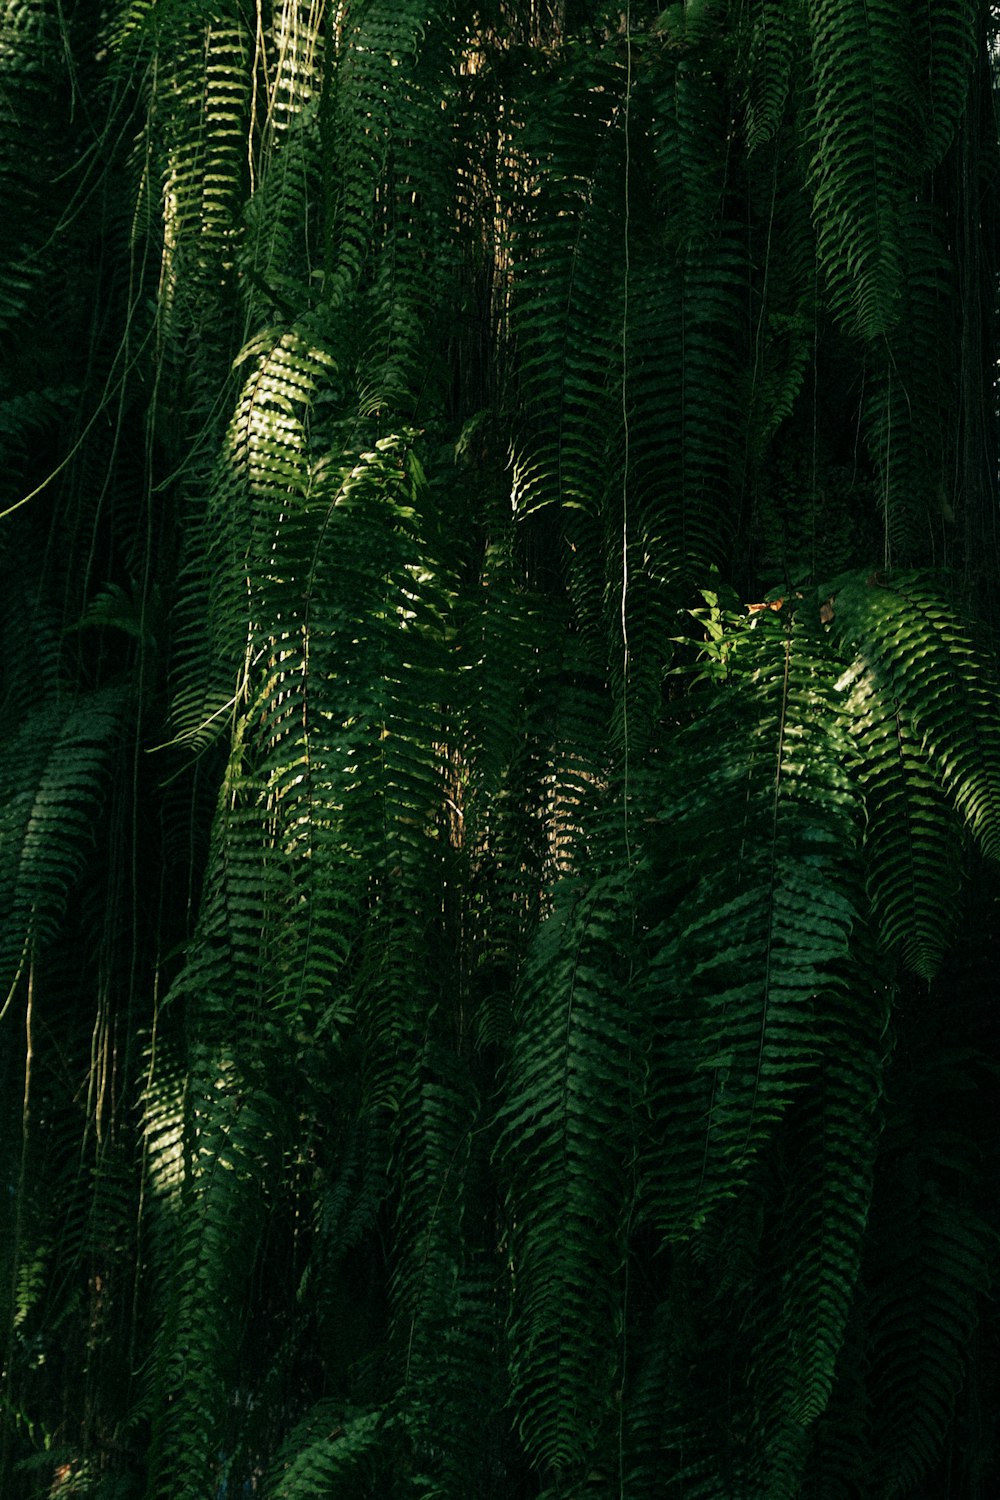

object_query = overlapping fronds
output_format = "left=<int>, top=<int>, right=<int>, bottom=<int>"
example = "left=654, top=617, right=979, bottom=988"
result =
left=241, top=0, right=326, bottom=320
left=321, top=0, right=463, bottom=410
left=0, top=0, right=63, bottom=335
left=908, top=0, right=979, bottom=170
left=629, top=24, right=750, bottom=593
left=5, top=3, right=1000, bottom=1498
left=142, top=8, right=253, bottom=363
left=266, top=1403, right=382, bottom=1498
left=639, top=606, right=865, bottom=1238
left=751, top=995, right=887, bottom=1497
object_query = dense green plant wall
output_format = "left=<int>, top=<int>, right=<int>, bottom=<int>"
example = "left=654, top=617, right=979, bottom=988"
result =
left=2, top=1, right=1000, bottom=1497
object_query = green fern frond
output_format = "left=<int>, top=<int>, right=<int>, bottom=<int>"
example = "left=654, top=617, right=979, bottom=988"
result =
left=807, top=0, right=919, bottom=338
left=151, top=14, right=253, bottom=359
left=908, top=0, right=978, bottom=170
left=320, top=1, right=463, bottom=412
left=869, top=1162, right=994, bottom=1498
left=143, top=1041, right=286, bottom=1500
left=845, top=676, right=963, bottom=979
left=740, top=0, right=805, bottom=153
left=751, top=999, right=887, bottom=1499
left=506, top=48, right=625, bottom=520
left=240, top=2, right=326, bottom=327
left=862, top=205, right=957, bottom=566
left=498, top=872, right=638, bottom=1479
left=388, top=1040, right=500, bottom=1497
left=830, top=571, right=1000, bottom=863
left=0, top=0, right=64, bottom=336
left=0, top=685, right=129, bottom=1006
left=169, top=318, right=338, bottom=750
left=639, top=607, right=864, bottom=1238
left=633, top=41, right=751, bottom=581
left=266, top=1403, right=381, bottom=1499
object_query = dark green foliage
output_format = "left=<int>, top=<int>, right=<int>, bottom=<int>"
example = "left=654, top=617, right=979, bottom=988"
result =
left=2, top=2, right=1000, bottom=1498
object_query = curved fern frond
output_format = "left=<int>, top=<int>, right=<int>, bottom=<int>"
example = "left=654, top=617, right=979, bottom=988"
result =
left=0, top=685, right=129, bottom=1006
left=830, top=571, right=1000, bottom=863
left=0, top=0, right=64, bottom=336
left=632, top=34, right=750, bottom=585
left=266, top=1403, right=381, bottom=1499
left=752, top=996, right=887, bottom=1497
left=152, top=12, right=253, bottom=360
left=867, top=1040, right=996, bottom=1499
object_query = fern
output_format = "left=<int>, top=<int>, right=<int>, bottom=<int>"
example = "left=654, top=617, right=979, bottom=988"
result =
left=0, top=0, right=64, bottom=336
left=267, top=1403, right=382, bottom=1498
left=846, top=682, right=964, bottom=980
left=752, top=995, right=888, bottom=1496
left=861, top=204, right=958, bottom=565
left=908, top=0, right=979, bottom=170
left=498, top=872, right=638, bottom=1480
left=806, top=0, right=919, bottom=338
left=740, top=0, right=804, bottom=153
left=639, top=606, right=865, bottom=1238
left=6, top=5, right=1000, bottom=1497
left=506, top=46, right=625, bottom=521
left=866, top=1039, right=996, bottom=1499
left=829, top=571, right=1000, bottom=864
left=0, top=686, right=129, bottom=1007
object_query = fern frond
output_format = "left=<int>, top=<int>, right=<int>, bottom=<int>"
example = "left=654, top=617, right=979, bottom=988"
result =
left=740, top=0, right=805, bottom=154
left=632, top=40, right=750, bottom=583
left=0, top=686, right=129, bottom=1006
left=845, top=676, right=963, bottom=979
left=266, top=1403, right=381, bottom=1499
left=862, top=205, right=957, bottom=566
left=908, top=0, right=978, bottom=170
left=830, top=571, right=1000, bottom=863
left=388, top=1039, right=499, bottom=1497
left=639, top=607, right=864, bottom=1239
left=869, top=1147, right=994, bottom=1498
left=0, top=0, right=63, bottom=335
left=143, top=1037, right=287, bottom=1500
left=506, top=48, right=625, bottom=520
left=239, top=0, right=326, bottom=329
left=152, top=13, right=253, bottom=360
left=806, top=0, right=919, bottom=338
left=498, top=872, right=637, bottom=1479
left=751, top=995, right=887, bottom=1498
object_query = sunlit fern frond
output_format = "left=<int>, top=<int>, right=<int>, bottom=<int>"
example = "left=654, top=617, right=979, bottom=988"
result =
left=830, top=570, right=1000, bottom=864
left=638, top=605, right=865, bottom=1241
